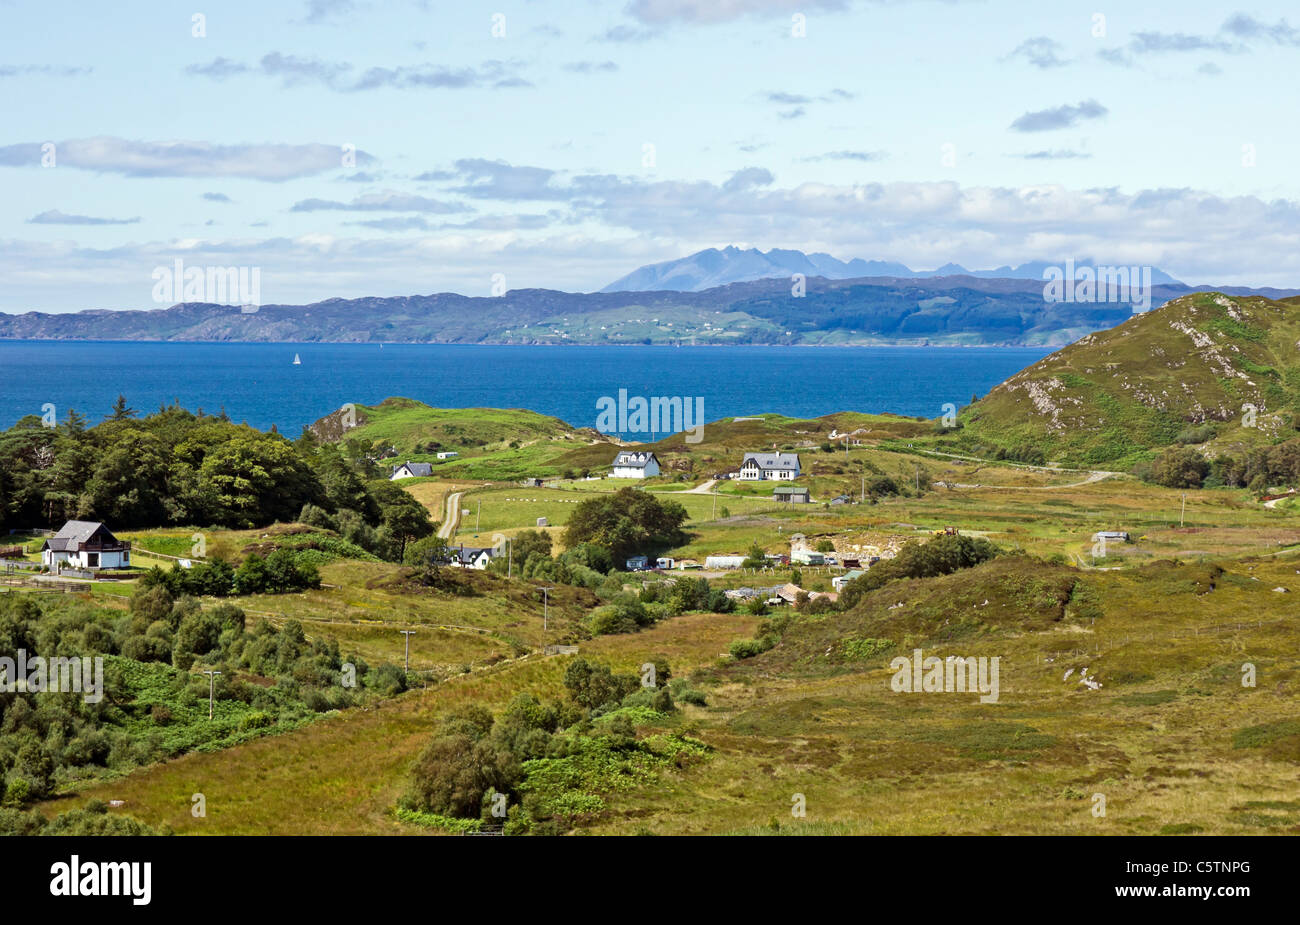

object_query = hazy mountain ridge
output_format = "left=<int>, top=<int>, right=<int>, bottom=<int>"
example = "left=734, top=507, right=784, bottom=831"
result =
left=601, top=246, right=1186, bottom=293
left=3, top=276, right=1297, bottom=346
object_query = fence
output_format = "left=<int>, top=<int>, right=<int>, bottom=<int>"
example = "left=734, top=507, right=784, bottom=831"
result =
left=0, top=558, right=41, bottom=571
left=1037, top=617, right=1288, bottom=664
left=0, top=577, right=89, bottom=593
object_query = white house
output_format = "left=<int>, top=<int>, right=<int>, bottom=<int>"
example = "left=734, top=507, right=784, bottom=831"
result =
left=738, top=452, right=801, bottom=481
left=390, top=461, right=433, bottom=480
left=611, top=451, right=660, bottom=479
left=791, top=549, right=825, bottom=565
left=450, top=546, right=493, bottom=569
left=832, top=569, right=866, bottom=593
left=42, top=521, right=131, bottom=570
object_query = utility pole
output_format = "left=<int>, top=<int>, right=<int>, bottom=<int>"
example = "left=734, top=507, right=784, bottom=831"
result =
left=861, top=474, right=865, bottom=503
left=476, top=500, right=481, bottom=532
left=202, top=669, right=221, bottom=720
left=400, top=630, right=416, bottom=672
left=507, top=538, right=512, bottom=579
left=1180, top=493, right=1186, bottom=528
left=541, top=587, right=553, bottom=636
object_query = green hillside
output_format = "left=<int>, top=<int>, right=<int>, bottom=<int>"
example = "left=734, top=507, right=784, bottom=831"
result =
left=960, top=292, right=1300, bottom=468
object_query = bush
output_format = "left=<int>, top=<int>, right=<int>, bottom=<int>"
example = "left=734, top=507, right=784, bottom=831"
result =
left=729, top=637, right=775, bottom=659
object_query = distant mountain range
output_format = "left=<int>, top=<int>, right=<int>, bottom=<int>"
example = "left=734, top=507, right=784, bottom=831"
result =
left=5, top=274, right=1298, bottom=347
left=601, top=246, right=1185, bottom=293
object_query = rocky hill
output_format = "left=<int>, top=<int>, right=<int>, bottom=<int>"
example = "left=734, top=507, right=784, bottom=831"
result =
left=961, top=292, right=1300, bottom=466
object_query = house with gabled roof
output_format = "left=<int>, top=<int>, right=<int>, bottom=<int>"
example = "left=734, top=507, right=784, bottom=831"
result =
left=390, top=461, right=434, bottom=480
left=739, top=452, right=801, bottom=481
left=611, top=450, right=660, bottom=479
left=449, top=545, right=494, bottom=570
left=41, top=521, right=131, bottom=570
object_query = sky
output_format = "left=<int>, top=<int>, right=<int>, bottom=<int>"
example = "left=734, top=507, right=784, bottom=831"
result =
left=3, top=0, right=1300, bottom=312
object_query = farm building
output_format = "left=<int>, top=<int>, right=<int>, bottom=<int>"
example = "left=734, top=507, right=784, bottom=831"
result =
left=738, top=452, right=800, bottom=481
left=704, top=555, right=747, bottom=570
left=41, top=521, right=131, bottom=570
left=390, top=461, right=433, bottom=480
left=773, top=485, right=810, bottom=503
left=611, top=451, right=660, bottom=479
left=1092, top=531, right=1131, bottom=542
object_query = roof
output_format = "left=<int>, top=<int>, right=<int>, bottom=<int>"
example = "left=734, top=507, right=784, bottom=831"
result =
left=773, top=485, right=809, bottom=494
left=394, top=461, right=433, bottom=477
left=612, top=451, right=658, bottom=468
left=44, top=520, right=114, bottom=552
left=455, top=546, right=492, bottom=563
left=742, top=452, right=800, bottom=471
left=837, top=569, right=866, bottom=583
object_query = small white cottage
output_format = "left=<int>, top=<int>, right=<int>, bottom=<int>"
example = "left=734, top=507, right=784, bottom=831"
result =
left=42, top=521, right=132, bottom=570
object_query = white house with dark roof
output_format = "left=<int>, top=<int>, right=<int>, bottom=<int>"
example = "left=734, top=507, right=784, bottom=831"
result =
left=450, top=545, right=494, bottom=570
left=739, top=452, right=801, bottom=481
left=390, top=461, right=434, bottom=480
left=610, top=450, right=660, bottom=479
left=41, top=521, right=131, bottom=570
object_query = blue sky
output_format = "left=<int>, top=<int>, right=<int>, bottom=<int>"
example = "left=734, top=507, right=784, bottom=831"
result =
left=3, top=0, right=1300, bottom=311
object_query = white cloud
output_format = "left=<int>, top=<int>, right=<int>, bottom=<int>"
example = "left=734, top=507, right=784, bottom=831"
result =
left=0, top=137, right=375, bottom=181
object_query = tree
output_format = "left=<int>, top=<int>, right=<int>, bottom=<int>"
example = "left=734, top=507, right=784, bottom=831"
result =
left=501, top=529, right=552, bottom=573
left=562, top=658, right=639, bottom=710
left=198, top=436, right=323, bottom=527
left=1150, top=447, right=1210, bottom=489
left=107, top=395, right=138, bottom=421
left=562, top=488, right=686, bottom=563
left=369, top=480, right=434, bottom=561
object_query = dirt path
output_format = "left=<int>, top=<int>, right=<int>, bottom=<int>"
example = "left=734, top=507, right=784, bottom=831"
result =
left=935, top=470, right=1113, bottom=491
left=918, top=449, right=1120, bottom=491
left=436, top=491, right=464, bottom=539
left=685, top=478, right=718, bottom=494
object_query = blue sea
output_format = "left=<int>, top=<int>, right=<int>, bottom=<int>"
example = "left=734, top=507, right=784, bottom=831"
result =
left=0, top=341, right=1052, bottom=436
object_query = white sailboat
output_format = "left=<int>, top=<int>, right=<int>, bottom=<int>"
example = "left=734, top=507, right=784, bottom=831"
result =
left=292, top=353, right=302, bottom=365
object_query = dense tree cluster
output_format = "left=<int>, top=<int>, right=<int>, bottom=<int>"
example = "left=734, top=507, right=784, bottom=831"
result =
left=138, top=550, right=321, bottom=598
left=0, top=588, right=396, bottom=806
left=1143, top=439, right=1300, bottom=492
left=562, top=488, right=687, bottom=563
left=0, top=398, right=433, bottom=561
